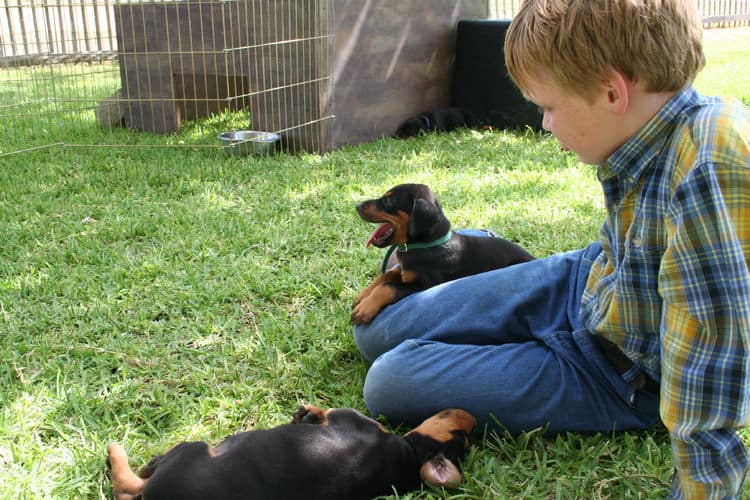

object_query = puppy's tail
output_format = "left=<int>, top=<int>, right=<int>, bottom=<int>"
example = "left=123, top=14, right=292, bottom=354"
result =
left=107, top=443, right=146, bottom=500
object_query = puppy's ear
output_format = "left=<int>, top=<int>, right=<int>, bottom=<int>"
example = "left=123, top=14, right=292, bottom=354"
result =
left=408, top=198, right=443, bottom=241
left=419, top=453, right=463, bottom=488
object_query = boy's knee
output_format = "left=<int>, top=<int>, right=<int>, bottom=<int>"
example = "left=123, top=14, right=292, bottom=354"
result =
left=353, top=324, right=382, bottom=363
left=362, top=343, right=418, bottom=418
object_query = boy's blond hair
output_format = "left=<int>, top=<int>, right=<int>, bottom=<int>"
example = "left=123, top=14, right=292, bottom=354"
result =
left=504, top=0, right=705, bottom=101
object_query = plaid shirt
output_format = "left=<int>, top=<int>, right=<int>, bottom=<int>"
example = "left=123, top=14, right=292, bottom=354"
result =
left=579, top=87, right=750, bottom=498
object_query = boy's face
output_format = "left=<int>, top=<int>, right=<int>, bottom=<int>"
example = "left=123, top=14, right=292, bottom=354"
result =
left=524, top=75, right=626, bottom=166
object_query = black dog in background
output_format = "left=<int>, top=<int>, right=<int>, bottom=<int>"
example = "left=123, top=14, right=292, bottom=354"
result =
left=395, top=107, right=478, bottom=138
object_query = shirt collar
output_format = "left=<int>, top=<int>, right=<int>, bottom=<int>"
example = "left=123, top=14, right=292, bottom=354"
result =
left=599, top=86, right=700, bottom=183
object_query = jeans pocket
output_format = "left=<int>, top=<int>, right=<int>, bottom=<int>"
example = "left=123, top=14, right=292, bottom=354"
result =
left=572, top=329, right=657, bottom=413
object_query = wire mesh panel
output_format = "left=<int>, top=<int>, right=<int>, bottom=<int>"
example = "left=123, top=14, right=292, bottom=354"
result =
left=0, top=0, right=334, bottom=156
left=0, top=0, right=120, bottom=155
left=113, top=0, right=333, bottom=151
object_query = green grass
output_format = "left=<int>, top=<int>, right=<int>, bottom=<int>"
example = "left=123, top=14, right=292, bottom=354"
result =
left=695, top=27, right=750, bottom=106
left=0, top=28, right=748, bottom=499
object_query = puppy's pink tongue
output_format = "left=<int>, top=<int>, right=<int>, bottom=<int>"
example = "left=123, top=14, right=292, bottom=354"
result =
left=366, top=223, right=394, bottom=247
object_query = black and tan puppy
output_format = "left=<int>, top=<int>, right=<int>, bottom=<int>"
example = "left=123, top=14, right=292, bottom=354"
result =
left=394, top=107, right=478, bottom=138
left=107, top=405, right=475, bottom=500
left=352, top=183, right=534, bottom=324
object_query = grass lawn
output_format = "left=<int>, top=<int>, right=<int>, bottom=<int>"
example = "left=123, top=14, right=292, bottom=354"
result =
left=0, top=27, right=748, bottom=499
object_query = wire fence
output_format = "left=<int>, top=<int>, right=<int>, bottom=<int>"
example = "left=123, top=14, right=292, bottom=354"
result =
left=697, top=0, right=750, bottom=27
left=0, top=0, right=334, bottom=156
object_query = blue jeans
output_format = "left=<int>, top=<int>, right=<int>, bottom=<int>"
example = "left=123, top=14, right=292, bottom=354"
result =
left=354, top=237, right=660, bottom=434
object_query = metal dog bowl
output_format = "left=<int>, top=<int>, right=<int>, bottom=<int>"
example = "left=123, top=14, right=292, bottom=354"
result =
left=218, top=130, right=281, bottom=157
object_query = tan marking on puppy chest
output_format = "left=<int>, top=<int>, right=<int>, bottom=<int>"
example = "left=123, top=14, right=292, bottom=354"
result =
left=400, top=270, right=417, bottom=283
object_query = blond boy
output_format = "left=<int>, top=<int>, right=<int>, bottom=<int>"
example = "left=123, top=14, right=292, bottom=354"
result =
left=354, top=1, right=750, bottom=497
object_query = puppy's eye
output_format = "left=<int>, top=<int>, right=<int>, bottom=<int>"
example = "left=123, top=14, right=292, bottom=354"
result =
left=382, top=198, right=392, bottom=208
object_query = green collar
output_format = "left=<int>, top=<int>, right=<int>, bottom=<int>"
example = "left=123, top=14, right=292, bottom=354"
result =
left=395, top=230, right=453, bottom=251
left=380, top=230, right=453, bottom=273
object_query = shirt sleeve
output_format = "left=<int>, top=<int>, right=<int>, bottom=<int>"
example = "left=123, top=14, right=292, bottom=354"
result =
left=659, top=161, right=750, bottom=499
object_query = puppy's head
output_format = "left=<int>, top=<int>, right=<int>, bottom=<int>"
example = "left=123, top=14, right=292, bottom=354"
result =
left=355, top=183, right=450, bottom=248
left=394, top=115, right=429, bottom=138
left=405, top=408, right=476, bottom=489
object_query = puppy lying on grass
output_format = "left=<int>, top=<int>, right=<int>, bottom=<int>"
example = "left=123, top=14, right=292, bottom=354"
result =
left=108, top=405, right=476, bottom=500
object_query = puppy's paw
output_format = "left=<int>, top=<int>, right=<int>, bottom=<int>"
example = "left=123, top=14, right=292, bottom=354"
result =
left=291, top=406, right=310, bottom=423
left=351, top=301, right=379, bottom=325
left=291, top=405, right=327, bottom=425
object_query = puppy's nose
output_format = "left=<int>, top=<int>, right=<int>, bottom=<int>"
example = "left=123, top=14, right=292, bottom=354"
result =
left=356, top=202, right=364, bottom=214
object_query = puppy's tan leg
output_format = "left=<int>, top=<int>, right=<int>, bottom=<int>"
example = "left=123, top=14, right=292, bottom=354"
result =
left=351, top=282, right=399, bottom=324
left=107, top=443, right=146, bottom=500
left=352, top=269, right=401, bottom=308
left=291, top=404, right=329, bottom=425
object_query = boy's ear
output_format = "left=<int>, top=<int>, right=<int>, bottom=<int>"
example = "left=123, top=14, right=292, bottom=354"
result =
left=603, top=69, right=630, bottom=115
